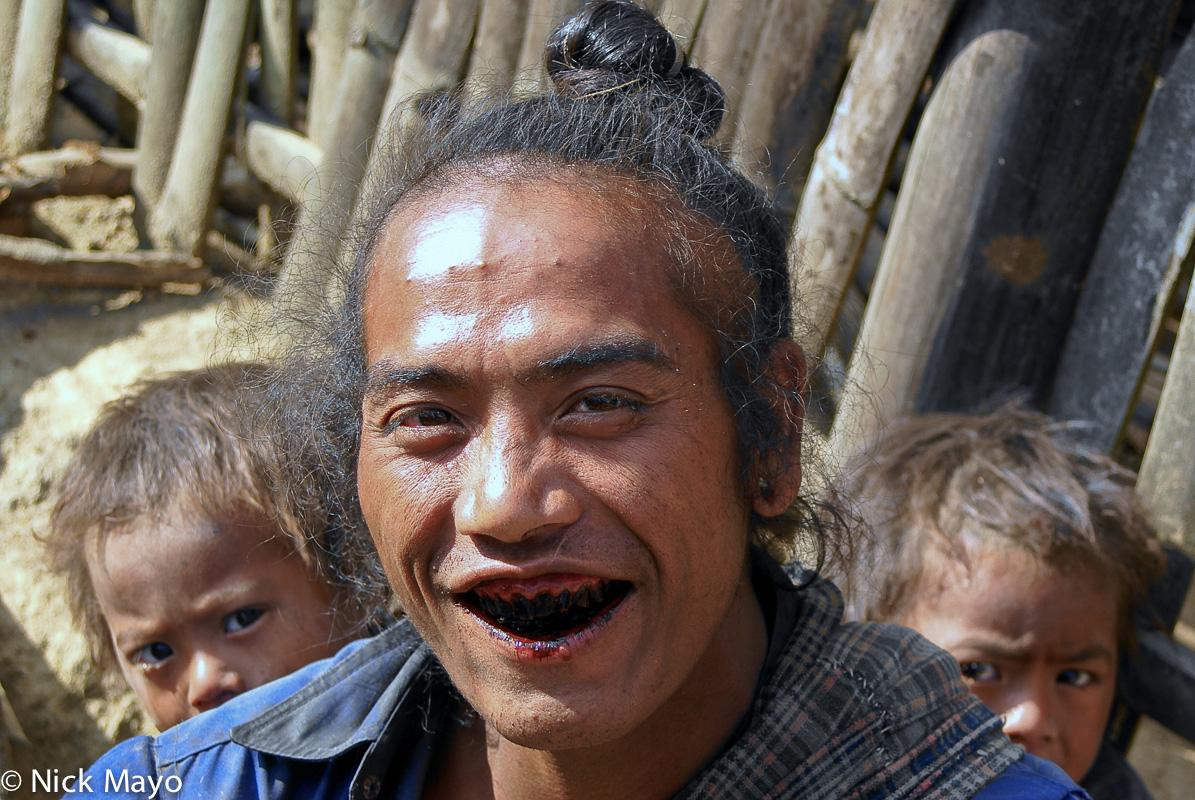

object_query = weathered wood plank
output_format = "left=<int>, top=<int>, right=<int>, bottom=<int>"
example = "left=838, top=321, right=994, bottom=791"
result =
left=828, top=30, right=1032, bottom=468
left=1049, top=29, right=1195, bottom=451
left=913, top=0, right=1180, bottom=414
left=0, top=233, right=207, bottom=287
left=731, top=0, right=863, bottom=211
left=467, top=0, right=531, bottom=90
left=790, top=0, right=957, bottom=357
left=380, top=0, right=482, bottom=126
left=688, top=0, right=767, bottom=136
left=1138, top=269, right=1195, bottom=552
left=513, top=0, right=583, bottom=91
left=0, top=0, right=23, bottom=141
left=1, top=144, right=135, bottom=207
left=245, top=120, right=322, bottom=204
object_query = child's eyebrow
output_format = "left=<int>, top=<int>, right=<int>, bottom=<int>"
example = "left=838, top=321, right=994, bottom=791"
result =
left=949, top=637, right=1116, bottom=663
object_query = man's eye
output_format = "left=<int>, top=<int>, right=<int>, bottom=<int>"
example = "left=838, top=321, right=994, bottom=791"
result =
left=958, top=662, right=1000, bottom=684
left=225, top=607, right=264, bottom=634
left=132, top=642, right=174, bottom=667
left=1058, top=669, right=1095, bottom=688
left=573, top=394, right=639, bottom=413
left=394, top=408, right=456, bottom=429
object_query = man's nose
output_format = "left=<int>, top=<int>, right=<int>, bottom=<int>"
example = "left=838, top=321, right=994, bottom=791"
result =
left=454, top=421, right=581, bottom=542
left=187, top=651, right=246, bottom=715
left=1000, top=690, right=1060, bottom=752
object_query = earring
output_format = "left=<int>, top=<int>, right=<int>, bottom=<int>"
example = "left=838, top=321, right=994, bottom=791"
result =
left=758, top=477, right=772, bottom=499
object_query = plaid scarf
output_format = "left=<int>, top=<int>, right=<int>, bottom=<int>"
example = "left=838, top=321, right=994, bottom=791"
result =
left=676, top=575, right=1021, bottom=800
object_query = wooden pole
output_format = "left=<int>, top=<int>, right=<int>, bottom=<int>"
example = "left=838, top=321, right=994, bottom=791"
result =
left=149, top=0, right=253, bottom=253
left=65, top=2, right=151, bottom=109
left=0, top=0, right=20, bottom=145
left=379, top=0, right=482, bottom=126
left=132, top=0, right=155, bottom=40
left=1049, top=29, right=1195, bottom=451
left=259, top=0, right=297, bottom=124
left=828, top=30, right=1032, bottom=469
left=245, top=120, right=322, bottom=204
left=278, top=0, right=414, bottom=289
left=911, top=0, right=1179, bottom=414
left=1138, top=281, right=1195, bottom=553
left=5, top=0, right=66, bottom=155
left=467, top=0, right=530, bottom=91
left=790, top=0, right=958, bottom=357
left=687, top=0, right=767, bottom=137
left=133, top=0, right=204, bottom=213
left=306, top=0, right=355, bottom=146
left=731, top=0, right=863, bottom=206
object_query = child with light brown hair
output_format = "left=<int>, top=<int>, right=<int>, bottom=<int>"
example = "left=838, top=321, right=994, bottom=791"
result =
left=837, top=404, right=1167, bottom=800
left=45, top=362, right=379, bottom=731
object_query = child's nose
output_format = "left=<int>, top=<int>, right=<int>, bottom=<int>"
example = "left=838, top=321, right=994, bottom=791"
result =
left=1000, top=693, right=1060, bottom=752
left=187, top=652, right=246, bottom=714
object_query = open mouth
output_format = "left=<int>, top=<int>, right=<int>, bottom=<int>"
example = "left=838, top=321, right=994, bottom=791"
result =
left=461, top=577, right=632, bottom=642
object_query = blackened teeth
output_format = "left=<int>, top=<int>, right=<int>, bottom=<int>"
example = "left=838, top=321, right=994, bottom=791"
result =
left=468, top=581, right=630, bottom=639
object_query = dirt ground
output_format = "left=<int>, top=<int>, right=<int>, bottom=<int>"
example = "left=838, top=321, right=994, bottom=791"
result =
left=0, top=284, right=1192, bottom=799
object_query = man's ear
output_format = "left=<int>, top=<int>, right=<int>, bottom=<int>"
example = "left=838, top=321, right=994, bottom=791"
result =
left=751, top=339, right=806, bottom=518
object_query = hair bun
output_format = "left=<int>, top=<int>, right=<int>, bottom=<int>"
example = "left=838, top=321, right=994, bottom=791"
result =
left=544, top=0, right=726, bottom=141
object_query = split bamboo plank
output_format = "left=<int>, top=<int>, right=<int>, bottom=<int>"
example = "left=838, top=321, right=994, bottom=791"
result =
left=653, top=0, right=705, bottom=51
left=245, top=120, right=322, bottom=204
left=731, top=0, right=862, bottom=205
left=306, top=0, right=355, bottom=146
left=827, top=30, right=1032, bottom=470
left=150, top=0, right=253, bottom=253
left=687, top=0, right=767, bottom=136
left=5, top=0, right=67, bottom=155
left=0, top=0, right=19, bottom=143
left=133, top=0, right=204, bottom=212
left=1049, top=29, right=1195, bottom=451
left=913, top=0, right=1179, bottom=413
left=260, top=0, right=297, bottom=124
left=65, top=2, right=151, bottom=109
left=380, top=0, right=483, bottom=127
left=467, top=0, right=531, bottom=90
left=1138, top=283, right=1195, bottom=553
left=790, top=0, right=957, bottom=357
left=0, top=233, right=208, bottom=287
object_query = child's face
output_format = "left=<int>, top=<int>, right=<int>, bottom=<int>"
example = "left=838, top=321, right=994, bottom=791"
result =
left=88, top=512, right=354, bottom=730
left=900, top=546, right=1118, bottom=783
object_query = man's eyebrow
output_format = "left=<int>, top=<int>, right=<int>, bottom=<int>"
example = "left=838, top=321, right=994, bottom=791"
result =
left=363, top=363, right=468, bottom=397
left=523, top=339, right=675, bottom=383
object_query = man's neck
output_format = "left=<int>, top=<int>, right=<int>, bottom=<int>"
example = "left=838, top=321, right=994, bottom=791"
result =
left=428, top=575, right=768, bottom=800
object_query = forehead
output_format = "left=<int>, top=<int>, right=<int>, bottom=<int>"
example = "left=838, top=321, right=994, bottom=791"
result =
left=911, top=544, right=1119, bottom=652
left=361, top=177, right=709, bottom=364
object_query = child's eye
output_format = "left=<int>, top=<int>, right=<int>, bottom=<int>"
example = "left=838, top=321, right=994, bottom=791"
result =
left=224, top=607, right=264, bottom=634
left=132, top=642, right=174, bottom=668
left=1057, top=669, right=1096, bottom=688
left=958, top=662, right=1000, bottom=684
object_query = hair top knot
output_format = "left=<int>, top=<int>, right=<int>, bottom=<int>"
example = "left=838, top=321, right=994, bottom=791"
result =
left=544, top=0, right=725, bottom=141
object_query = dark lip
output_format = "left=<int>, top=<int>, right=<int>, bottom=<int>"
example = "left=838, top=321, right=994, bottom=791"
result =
left=456, top=581, right=634, bottom=650
left=449, top=563, right=626, bottom=596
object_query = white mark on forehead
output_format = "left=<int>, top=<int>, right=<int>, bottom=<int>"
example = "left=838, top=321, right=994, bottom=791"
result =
left=404, top=205, right=487, bottom=280
left=413, top=312, right=478, bottom=350
left=496, top=307, right=536, bottom=340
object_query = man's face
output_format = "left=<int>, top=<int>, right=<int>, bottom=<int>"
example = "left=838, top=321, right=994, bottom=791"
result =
left=902, top=546, right=1118, bottom=782
left=357, top=178, right=767, bottom=749
left=89, top=512, right=352, bottom=730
